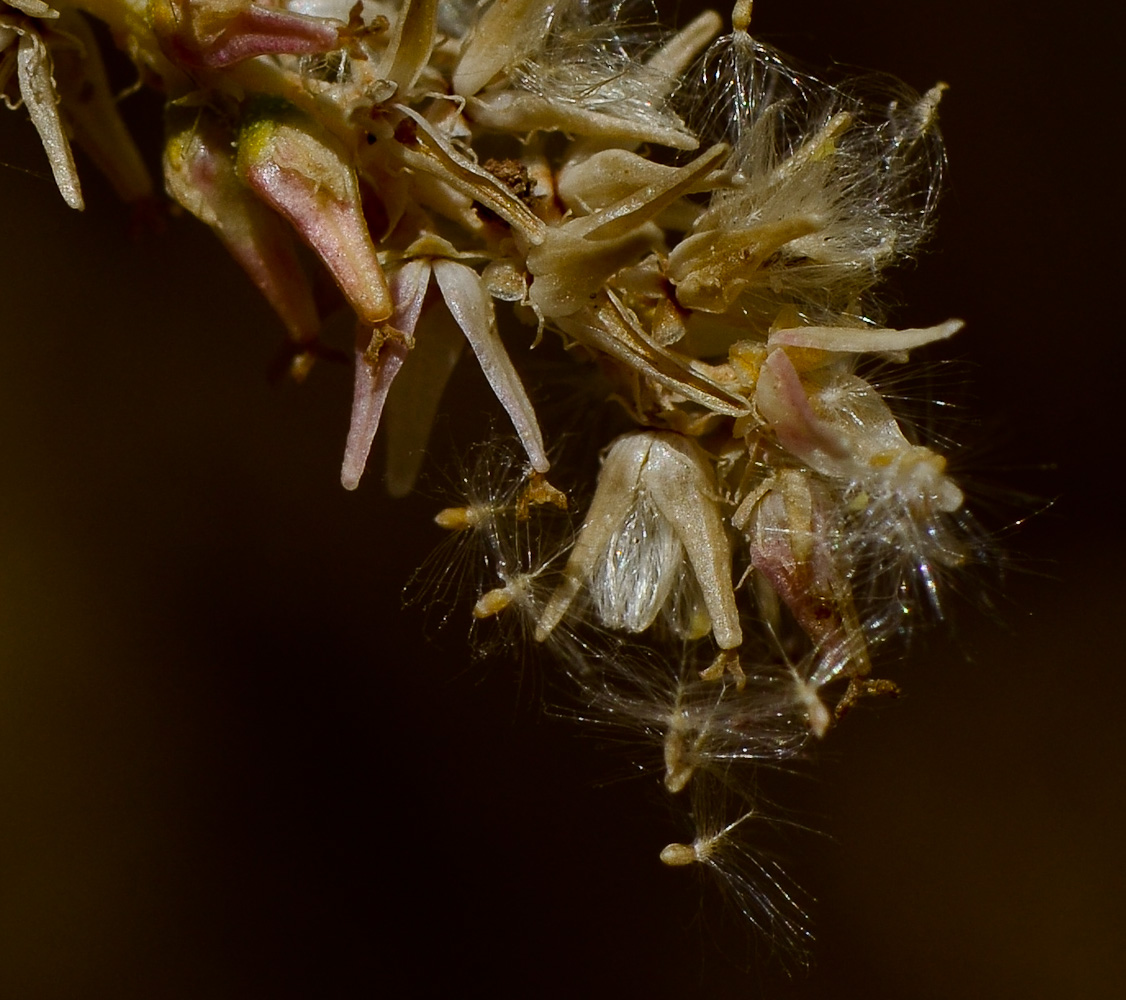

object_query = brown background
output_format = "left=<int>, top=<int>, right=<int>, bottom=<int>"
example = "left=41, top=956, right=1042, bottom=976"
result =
left=0, top=1, right=1118, bottom=996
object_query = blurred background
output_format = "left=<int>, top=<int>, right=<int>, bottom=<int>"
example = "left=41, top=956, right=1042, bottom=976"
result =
left=1, top=1, right=1119, bottom=996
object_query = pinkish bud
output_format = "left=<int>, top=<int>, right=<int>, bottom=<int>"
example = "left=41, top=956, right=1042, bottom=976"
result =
left=164, top=108, right=320, bottom=348
left=236, top=102, right=392, bottom=326
left=148, top=0, right=344, bottom=69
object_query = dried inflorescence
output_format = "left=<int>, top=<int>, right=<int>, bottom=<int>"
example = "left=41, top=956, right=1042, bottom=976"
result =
left=4, top=0, right=980, bottom=962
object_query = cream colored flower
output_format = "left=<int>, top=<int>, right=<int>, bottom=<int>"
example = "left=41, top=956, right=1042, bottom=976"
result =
left=4, top=0, right=978, bottom=958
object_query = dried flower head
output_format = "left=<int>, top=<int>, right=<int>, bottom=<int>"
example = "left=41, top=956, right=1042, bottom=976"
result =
left=3, top=0, right=982, bottom=968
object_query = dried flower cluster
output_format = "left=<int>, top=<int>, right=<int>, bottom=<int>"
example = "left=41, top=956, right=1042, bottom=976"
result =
left=3, top=0, right=977, bottom=961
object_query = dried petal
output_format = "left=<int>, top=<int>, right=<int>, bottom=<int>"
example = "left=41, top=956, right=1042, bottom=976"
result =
left=452, top=0, right=558, bottom=97
left=51, top=10, right=152, bottom=204
left=341, top=258, right=432, bottom=490
left=15, top=25, right=82, bottom=209
left=768, top=319, right=963, bottom=358
left=432, top=258, right=548, bottom=473
left=376, top=0, right=438, bottom=91
left=757, top=347, right=963, bottom=513
left=383, top=305, right=464, bottom=498
left=537, top=431, right=741, bottom=649
left=734, top=469, right=869, bottom=678
left=526, top=143, right=728, bottom=318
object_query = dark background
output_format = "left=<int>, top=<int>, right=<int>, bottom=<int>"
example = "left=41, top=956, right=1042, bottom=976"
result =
left=1, top=1, right=1119, bottom=996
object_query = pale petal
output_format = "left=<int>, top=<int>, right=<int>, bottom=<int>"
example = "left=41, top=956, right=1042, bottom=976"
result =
left=452, top=0, right=557, bottom=97
left=432, top=258, right=549, bottom=473
left=644, top=436, right=742, bottom=650
left=526, top=144, right=727, bottom=318
left=535, top=433, right=650, bottom=642
left=7, top=0, right=58, bottom=18
left=466, top=90, right=699, bottom=151
left=17, top=29, right=82, bottom=210
left=52, top=10, right=152, bottom=204
left=376, top=0, right=438, bottom=91
left=383, top=306, right=465, bottom=498
left=391, top=105, right=547, bottom=245
left=768, top=319, right=963, bottom=357
left=644, top=10, right=723, bottom=82
left=668, top=217, right=822, bottom=313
